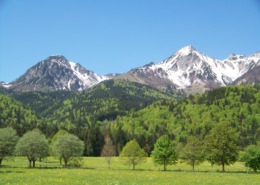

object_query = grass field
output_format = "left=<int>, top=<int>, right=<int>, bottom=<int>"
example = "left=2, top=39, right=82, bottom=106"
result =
left=0, top=157, right=259, bottom=185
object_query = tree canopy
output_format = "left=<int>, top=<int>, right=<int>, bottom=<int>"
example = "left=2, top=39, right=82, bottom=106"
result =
left=119, top=140, right=147, bottom=170
left=52, top=133, right=84, bottom=167
left=0, top=128, right=19, bottom=166
left=101, top=131, right=116, bottom=169
left=242, top=145, right=260, bottom=172
left=204, top=123, right=239, bottom=172
left=151, top=135, right=178, bottom=171
left=180, top=136, right=204, bottom=171
left=15, top=129, right=49, bottom=167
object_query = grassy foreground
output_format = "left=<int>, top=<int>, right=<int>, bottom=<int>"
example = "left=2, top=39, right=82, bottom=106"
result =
left=0, top=157, right=259, bottom=185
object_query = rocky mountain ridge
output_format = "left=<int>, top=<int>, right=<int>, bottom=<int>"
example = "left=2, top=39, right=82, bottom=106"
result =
left=1, top=46, right=260, bottom=93
left=116, top=46, right=260, bottom=94
left=4, top=55, right=109, bottom=92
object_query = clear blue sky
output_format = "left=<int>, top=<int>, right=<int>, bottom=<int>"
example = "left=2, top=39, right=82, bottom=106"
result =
left=0, top=0, right=260, bottom=82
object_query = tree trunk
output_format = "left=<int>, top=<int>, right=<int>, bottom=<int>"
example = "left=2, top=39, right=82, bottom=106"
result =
left=108, top=160, right=111, bottom=169
left=164, top=159, right=166, bottom=171
left=64, top=159, right=68, bottom=168
left=0, top=158, right=3, bottom=167
left=192, top=163, right=195, bottom=171
left=222, top=161, right=225, bottom=172
left=28, top=160, right=32, bottom=168
left=33, top=160, right=36, bottom=168
left=133, top=163, right=135, bottom=170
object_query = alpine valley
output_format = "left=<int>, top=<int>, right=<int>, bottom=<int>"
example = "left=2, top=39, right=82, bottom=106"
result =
left=0, top=46, right=260, bottom=156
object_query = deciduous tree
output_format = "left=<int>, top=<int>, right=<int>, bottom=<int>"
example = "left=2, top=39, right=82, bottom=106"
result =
left=181, top=136, right=204, bottom=171
left=119, top=140, right=147, bottom=170
left=15, top=129, right=49, bottom=167
left=204, top=123, right=239, bottom=172
left=101, top=131, right=116, bottom=169
left=52, top=133, right=84, bottom=167
left=151, top=135, right=178, bottom=171
left=242, top=145, right=260, bottom=172
left=0, top=128, right=19, bottom=166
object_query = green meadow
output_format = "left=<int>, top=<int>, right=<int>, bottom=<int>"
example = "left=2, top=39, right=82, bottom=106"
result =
left=0, top=157, right=259, bottom=185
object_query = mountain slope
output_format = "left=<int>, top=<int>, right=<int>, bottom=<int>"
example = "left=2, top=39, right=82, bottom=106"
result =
left=232, top=53, right=260, bottom=85
left=11, top=91, right=74, bottom=118
left=0, top=94, right=40, bottom=135
left=110, top=84, right=260, bottom=154
left=47, top=79, right=182, bottom=127
left=116, top=46, right=260, bottom=94
left=9, top=55, right=109, bottom=92
left=2, top=47, right=260, bottom=93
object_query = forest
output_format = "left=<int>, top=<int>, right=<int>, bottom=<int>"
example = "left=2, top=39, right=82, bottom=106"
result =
left=0, top=80, right=259, bottom=158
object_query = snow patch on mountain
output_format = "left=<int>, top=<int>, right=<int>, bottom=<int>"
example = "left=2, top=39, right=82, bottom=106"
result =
left=128, top=46, right=260, bottom=92
left=8, top=55, right=110, bottom=92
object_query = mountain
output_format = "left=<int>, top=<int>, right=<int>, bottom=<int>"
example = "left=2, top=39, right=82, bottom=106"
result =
left=116, top=46, right=260, bottom=94
left=7, top=55, right=109, bottom=92
left=232, top=52, right=260, bottom=85
left=2, top=47, right=260, bottom=93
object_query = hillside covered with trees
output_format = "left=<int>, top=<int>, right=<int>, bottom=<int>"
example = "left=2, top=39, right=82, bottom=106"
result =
left=0, top=82, right=259, bottom=157
left=110, top=85, right=260, bottom=155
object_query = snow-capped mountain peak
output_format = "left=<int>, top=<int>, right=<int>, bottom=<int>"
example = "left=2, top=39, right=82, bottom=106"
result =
left=176, top=45, right=197, bottom=56
left=8, top=55, right=109, bottom=92
left=119, top=46, right=260, bottom=94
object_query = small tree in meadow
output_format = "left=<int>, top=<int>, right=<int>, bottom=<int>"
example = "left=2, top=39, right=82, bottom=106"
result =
left=204, top=123, right=239, bottom=172
left=15, top=129, right=49, bottom=167
left=242, top=145, right=260, bottom=172
left=50, top=129, right=69, bottom=164
left=119, top=140, right=147, bottom=170
left=0, top=128, right=19, bottom=167
left=151, top=135, right=178, bottom=171
left=181, top=136, right=204, bottom=171
left=101, top=131, right=116, bottom=169
left=52, top=133, right=84, bottom=167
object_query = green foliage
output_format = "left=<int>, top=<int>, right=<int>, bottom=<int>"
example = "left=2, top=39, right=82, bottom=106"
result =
left=204, top=123, right=239, bottom=172
left=50, top=129, right=69, bottom=155
left=242, top=145, right=260, bottom=172
left=11, top=91, right=73, bottom=118
left=112, top=85, right=260, bottom=156
left=52, top=133, right=84, bottom=167
left=0, top=128, right=19, bottom=166
left=15, top=129, right=49, bottom=167
left=119, top=140, right=147, bottom=170
left=49, top=79, right=179, bottom=128
left=180, top=136, right=204, bottom=170
left=151, top=135, right=178, bottom=171
left=0, top=94, right=40, bottom=136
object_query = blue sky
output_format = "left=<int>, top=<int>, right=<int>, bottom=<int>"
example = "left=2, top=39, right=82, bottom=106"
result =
left=0, top=0, right=260, bottom=82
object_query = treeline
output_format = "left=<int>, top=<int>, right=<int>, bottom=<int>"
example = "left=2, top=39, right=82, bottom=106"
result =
left=1, top=126, right=259, bottom=172
left=110, top=85, right=260, bottom=155
left=0, top=79, right=180, bottom=155
left=0, top=83, right=259, bottom=158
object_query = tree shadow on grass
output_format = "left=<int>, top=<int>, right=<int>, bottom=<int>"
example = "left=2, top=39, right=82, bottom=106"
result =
left=0, top=170, right=25, bottom=174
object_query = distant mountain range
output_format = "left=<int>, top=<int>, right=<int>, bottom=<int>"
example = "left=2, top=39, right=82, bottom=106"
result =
left=1, top=46, right=260, bottom=94
left=116, top=46, right=260, bottom=94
